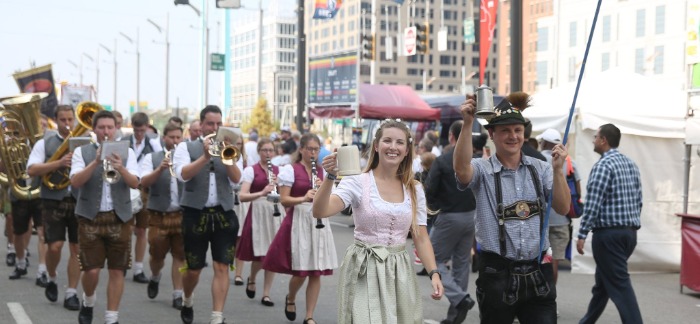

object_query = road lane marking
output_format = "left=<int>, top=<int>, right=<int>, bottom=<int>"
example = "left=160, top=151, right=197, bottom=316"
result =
left=7, top=302, right=32, bottom=324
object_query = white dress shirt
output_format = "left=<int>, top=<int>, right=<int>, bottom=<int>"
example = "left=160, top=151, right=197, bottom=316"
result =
left=27, top=135, right=73, bottom=193
left=140, top=153, right=180, bottom=211
left=132, top=135, right=163, bottom=158
left=69, top=143, right=139, bottom=212
left=173, top=140, right=235, bottom=207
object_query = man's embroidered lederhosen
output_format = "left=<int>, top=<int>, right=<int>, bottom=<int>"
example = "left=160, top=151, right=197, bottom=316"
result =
left=493, top=165, right=551, bottom=305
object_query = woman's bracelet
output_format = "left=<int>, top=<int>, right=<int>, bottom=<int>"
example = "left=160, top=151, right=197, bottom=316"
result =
left=326, top=173, right=337, bottom=181
left=428, top=269, right=441, bottom=281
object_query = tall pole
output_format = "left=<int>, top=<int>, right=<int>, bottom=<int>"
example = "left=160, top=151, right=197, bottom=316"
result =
left=370, top=0, right=377, bottom=84
left=95, top=50, right=100, bottom=101
left=296, top=0, right=305, bottom=132
left=256, top=0, right=263, bottom=102
left=166, top=14, right=170, bottom=110
left=136, top=28, right=141, bottom=112
left=114, top=39, right=118, bottom=111
left=510, top=0, right=523, bottom=92
left=79, top=55, right=84, bottom=85
left=202, top=1, right=209, bottom=107
left=224, top=8, right=232, bottom=121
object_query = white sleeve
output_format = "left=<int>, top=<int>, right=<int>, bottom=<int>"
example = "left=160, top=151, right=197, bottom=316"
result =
left=415, top=182, right=428, bottom=226
left=278, top=164, right=295, bottom=187
left=333, top=174, right=362, bottom=209
left=241, top=166, right=255, bottom=183
left=150, top=137, right=163, bottom=153
left=125, top=148, right=140, bottom=177
left=173, top=141, right=190, bottom=182
left=69, top=146, right=85, bottom=178
left=26, top=138, right=46, bottom=170
left=139, top=153, right=154, bottom=178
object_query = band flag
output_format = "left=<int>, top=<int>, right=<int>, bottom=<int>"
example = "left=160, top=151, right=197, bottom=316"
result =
left=13, top=64, right=58, bottom=118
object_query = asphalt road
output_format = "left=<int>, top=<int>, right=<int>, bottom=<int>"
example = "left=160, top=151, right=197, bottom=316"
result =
left=1, top=213, right=699, bottom=323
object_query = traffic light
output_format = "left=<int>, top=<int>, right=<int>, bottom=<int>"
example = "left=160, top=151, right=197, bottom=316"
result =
left=416, top=23, right=429, bottom=54
left=361, top=33, right=376, bottom=61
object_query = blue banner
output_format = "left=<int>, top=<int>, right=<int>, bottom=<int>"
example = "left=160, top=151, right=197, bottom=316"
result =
left=313, top=0, right=343, bottom=19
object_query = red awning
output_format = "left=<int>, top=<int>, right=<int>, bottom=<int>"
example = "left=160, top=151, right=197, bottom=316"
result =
left=309, top=84, right=440, bottom=121
left=359, top=84, right=440, bottom=121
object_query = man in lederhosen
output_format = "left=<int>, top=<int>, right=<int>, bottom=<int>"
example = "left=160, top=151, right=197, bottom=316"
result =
left=172, top=105, right=240, bottom=324
left=139, top=123, right=185, bottom=310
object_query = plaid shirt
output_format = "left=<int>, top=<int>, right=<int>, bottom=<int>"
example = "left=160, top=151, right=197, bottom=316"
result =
left=578, top=149, right=642, bottom=239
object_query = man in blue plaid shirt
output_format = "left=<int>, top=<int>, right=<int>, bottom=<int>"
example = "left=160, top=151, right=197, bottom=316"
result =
left=576, top=123, right=643, bottom=324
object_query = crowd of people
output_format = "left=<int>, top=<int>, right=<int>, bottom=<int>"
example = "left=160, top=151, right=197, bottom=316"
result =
left=0, top=92, right=644, bottom=324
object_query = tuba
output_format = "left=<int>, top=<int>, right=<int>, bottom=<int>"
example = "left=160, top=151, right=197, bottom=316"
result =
left=203, top=127, right=241, bottom=165
left=41, top=101, right=102, bottom=190
left=0, top=93, right=47, bottom=200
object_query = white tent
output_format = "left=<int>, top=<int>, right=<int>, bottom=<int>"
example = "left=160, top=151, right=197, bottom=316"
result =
left=524, top=70, right=700, bottom=273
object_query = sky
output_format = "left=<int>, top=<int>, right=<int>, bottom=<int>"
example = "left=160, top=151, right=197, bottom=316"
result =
left=0, top=0, right=278, bottom=120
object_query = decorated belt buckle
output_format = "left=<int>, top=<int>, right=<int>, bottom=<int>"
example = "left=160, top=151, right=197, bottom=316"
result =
left=516, top=202, right=530, bottom=219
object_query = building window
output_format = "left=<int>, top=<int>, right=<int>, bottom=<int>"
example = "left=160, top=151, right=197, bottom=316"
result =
left=536, top=61, right=547, bottom=86
left=655, top=5, right=665, bottom=35
left=407, top=68, right=420, bottom=76
left=537, top=27, right=549, bottom=51
left=602, top=15, right=611, bottom=42
left=380, top=67, right=392, bottom=74
left=654, top=46, right=664, bottom=74
left=439, top=55, right=451, bottom=65
left=635, top=48, right=644, bottom=74
left=439, top=70, right=451, bottom=77
left=569, top=22, right=577, bottom=47
left=636, top=9, right=645, bottom=37
left=601, top=52, right=609, bottom=71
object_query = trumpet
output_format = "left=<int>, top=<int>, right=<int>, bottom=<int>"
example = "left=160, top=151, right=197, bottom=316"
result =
left=164, top=149, right=175, bottom=177
left=266, top=158, right=281, bottom=217
left=102, top=136, right=121, bottom=184
left=311, top=158, right=324, bottom=229
left=203, top=127, right=241, bottom=165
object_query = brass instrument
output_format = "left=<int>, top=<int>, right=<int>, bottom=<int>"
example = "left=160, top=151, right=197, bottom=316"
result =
left=0, top=93, right=47, bottom=200
left=266, top=158, right=281, bottom=217
left=311, top=158, right=324, bottom=229
left=164, top=149, right=175, bottom=177
left=203, top=127, right=241, bottom=165
left=42, top=101, right=103, bottom=190
left=102, top=136, right=121, bottom=184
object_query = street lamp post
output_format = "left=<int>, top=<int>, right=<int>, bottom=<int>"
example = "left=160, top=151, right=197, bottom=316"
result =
left=120, top=29, right=141, bottom=112
left=177, top=2, right=207, bottom=108
left=83, top=53, right=96, bottom=99
left=99, top=42, right=117, bottom=109
left=148, top=14, right=171, bottom=110
left=67, top=59, right=82, bottom=86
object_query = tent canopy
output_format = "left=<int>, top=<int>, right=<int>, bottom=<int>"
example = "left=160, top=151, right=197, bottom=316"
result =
left=309, top=84, right=440, bottom=121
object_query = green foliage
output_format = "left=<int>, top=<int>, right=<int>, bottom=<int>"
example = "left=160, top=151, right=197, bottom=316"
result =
left=243, top=97, right=275, bottom=138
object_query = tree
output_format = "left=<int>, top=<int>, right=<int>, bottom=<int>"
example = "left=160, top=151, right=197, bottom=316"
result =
left=243, top=97, right=275, bottom=138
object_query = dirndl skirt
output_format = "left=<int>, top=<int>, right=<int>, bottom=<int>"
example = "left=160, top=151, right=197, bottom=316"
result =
left=336, top=240, right=423, bottom=324
left=235, top=197, right=283, bottom=261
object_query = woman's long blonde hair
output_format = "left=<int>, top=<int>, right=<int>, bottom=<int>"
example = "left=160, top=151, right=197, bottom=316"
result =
left=364, top=120, right=420, bottom=237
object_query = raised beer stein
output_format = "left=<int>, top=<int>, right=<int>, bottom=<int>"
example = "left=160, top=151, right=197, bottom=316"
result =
left=336, top=145, right=362, bottom=176
left=475, top=84, right=497, bottom=120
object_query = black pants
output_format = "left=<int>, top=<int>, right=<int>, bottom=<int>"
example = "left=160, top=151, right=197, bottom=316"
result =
left=475, top=252, right=556, bottom=324
left=580, top=228, right=642, bottom=324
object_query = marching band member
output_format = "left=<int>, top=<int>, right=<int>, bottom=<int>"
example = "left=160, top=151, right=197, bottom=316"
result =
left=263, top=133, right=338, bottom=324
left=232, top=135, right=250, bottom=286
left=124, top=112, right=163, bottom=284
left=26, top=105, right=81, bottom=310
left=70, top=110, right=140, bottom=324
left=236, top=138, right=282, bottom=307
left=139, top=123, right=185, bottom=310
left=173, top=105, right=240, bottom=324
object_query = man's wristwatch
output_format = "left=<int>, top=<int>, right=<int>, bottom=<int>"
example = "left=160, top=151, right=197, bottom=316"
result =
left=326, top=173, right=337, bottom=181
left=428, top=269, right=441, bottom=281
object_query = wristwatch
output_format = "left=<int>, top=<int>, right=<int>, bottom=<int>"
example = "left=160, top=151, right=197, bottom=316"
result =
left=326, top=173, right=338, bottom=181
left=428, top=269, right=441, bottom=281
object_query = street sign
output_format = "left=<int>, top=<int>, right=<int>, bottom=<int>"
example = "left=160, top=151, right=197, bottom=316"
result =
left=438, top=27, right=448, bottom=52
left=102, top=104, right=112, bottom=111
left=216, top=0, right=241, bottom=9
left=403, top=26, right=417, bottom=56
left=210, top=53, right=225, bottom=71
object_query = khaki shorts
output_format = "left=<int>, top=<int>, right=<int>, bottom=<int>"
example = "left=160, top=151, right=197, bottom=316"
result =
left=78, top=212, right=134, bottom=271
left=148, top=210, right=185, bottom=261
left=134, top=191, right=150, bottom=229
left=548, top=225, right=571, bottom=260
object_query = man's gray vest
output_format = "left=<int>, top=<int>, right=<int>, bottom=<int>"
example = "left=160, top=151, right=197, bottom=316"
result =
left=40, top=131, right=74, bottom=201
left=147, top=151, right=183, bottom=212
left=124, top=133, right=156, bottom=162
left=74, top=144, right=132, bottom=221
left=179, top=140, right=234, bottom=211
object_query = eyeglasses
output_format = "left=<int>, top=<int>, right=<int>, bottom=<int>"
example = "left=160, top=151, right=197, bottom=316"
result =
left=259, top=148, right=275, bottom=153
left=305, top=147, right=320, bottom=153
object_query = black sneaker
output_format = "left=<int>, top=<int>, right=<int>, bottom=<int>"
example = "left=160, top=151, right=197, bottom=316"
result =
left=36, top=273, right=49, bottom=287
left=172, top=296, right=183, bottom=310
left=78, top=304, right=93, bottom=324
left=416, top=268, right=428, bottom=276
left=180, top=305, right=194, bottom=324
left=64, top=295, right=80, bottom=311
left=147, top=279, right=159, bottom=299
left=133, top=272, right=149, bottom=284
left=453, top=295, right=476, bottom=324
left=45, top=281, right=58, bottom=302
left=9, top=266, right=27, bottom=279
left=6, top=252, right=15, bottom=266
